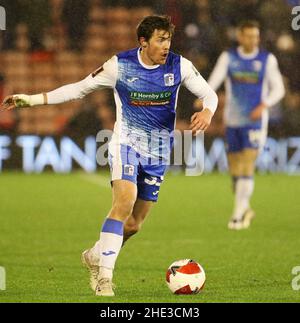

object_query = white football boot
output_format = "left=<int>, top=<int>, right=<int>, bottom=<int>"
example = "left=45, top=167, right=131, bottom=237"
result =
left=95, top=277, right=115, bottom=296
left=228, top=209, right=255, bottom=230
left=81, top=249, right=99, bottom=291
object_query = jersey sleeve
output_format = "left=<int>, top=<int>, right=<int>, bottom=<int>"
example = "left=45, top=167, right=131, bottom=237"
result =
left=263, top=53, right=285, bottom=107
left=47, top=56, right=118, bottom=104
left=207, top=51, right=229, bottom=91
left=180, top=56, right=218, bottom=114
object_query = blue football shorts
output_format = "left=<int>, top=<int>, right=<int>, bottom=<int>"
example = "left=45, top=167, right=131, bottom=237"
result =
left=108, top=144, right=166, bottom=202
left=226, top=124, right=267, bottom=153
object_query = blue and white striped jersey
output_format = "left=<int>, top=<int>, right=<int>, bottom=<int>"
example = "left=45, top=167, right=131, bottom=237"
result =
left=208, top=46, right=285, bottom=127
left=47, top=47, right=218, bottom=158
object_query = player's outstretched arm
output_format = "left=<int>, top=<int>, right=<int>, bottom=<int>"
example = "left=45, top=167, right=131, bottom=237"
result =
left=0, top=94, right=46, bottom=112
left=0, top=56, right=117, bottom=113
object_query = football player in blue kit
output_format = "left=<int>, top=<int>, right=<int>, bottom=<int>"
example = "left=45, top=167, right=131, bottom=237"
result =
left=1, top=16, right=218, bottom=296
left=208, top=21, right=285, bottom=230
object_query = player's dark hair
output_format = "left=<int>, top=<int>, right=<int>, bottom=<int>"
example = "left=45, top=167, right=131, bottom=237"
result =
left=137, top=15, right=175, bottom=42
left=238, top=20, right=260, bottom=31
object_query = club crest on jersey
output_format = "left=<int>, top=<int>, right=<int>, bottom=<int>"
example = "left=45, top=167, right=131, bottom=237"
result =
left=164, top=73, right=174, bottom=86
left=124, top=164, right=134, bottom=176
left=252, top=60, right=262, bottom=72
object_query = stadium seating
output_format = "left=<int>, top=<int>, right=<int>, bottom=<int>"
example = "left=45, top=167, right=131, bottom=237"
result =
left=0, top=5, right=153, bottom=135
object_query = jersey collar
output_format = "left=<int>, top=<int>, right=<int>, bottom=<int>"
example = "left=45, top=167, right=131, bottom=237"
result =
left=137, top=48, right=160, bottom=69
left=237, top=46, right=259, bottom=59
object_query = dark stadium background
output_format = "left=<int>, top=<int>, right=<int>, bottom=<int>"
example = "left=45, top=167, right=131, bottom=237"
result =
left=1, top=0, right=300, bottom=304
left=0, top=0, right=299, bottom=172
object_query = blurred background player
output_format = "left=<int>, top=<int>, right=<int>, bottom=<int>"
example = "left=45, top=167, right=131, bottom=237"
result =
left=207, top=20, right=285, bottom=230
left=0, top=15, right=218, bottom=296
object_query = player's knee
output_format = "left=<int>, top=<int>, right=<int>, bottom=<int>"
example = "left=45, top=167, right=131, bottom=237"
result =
left=228, top=153, right=243, bottom=177
left=111, top=180, right=137, bottom=218
left=242, top=160, right=256, bottom=176
left=241, top=149, right=257, bottom=176
left=111, top=198, right=136, bottom=218
left=243, top=166, right=255, bottom=177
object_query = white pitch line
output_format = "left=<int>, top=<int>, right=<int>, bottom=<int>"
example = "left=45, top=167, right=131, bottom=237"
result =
left=79, top=173, right=111, bottom=189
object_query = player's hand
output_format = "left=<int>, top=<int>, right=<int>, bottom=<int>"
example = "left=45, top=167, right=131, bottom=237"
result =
left=0, top=94, right=31, bottom=112
left=190, top=108, right=213, bottom=135
left=0, top=96, right=16, bottom=112
left=250, top=103, right=267, bottom=121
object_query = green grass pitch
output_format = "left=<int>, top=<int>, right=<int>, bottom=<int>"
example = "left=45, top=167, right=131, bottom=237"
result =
left=0, top=171, right=299, bottom=303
